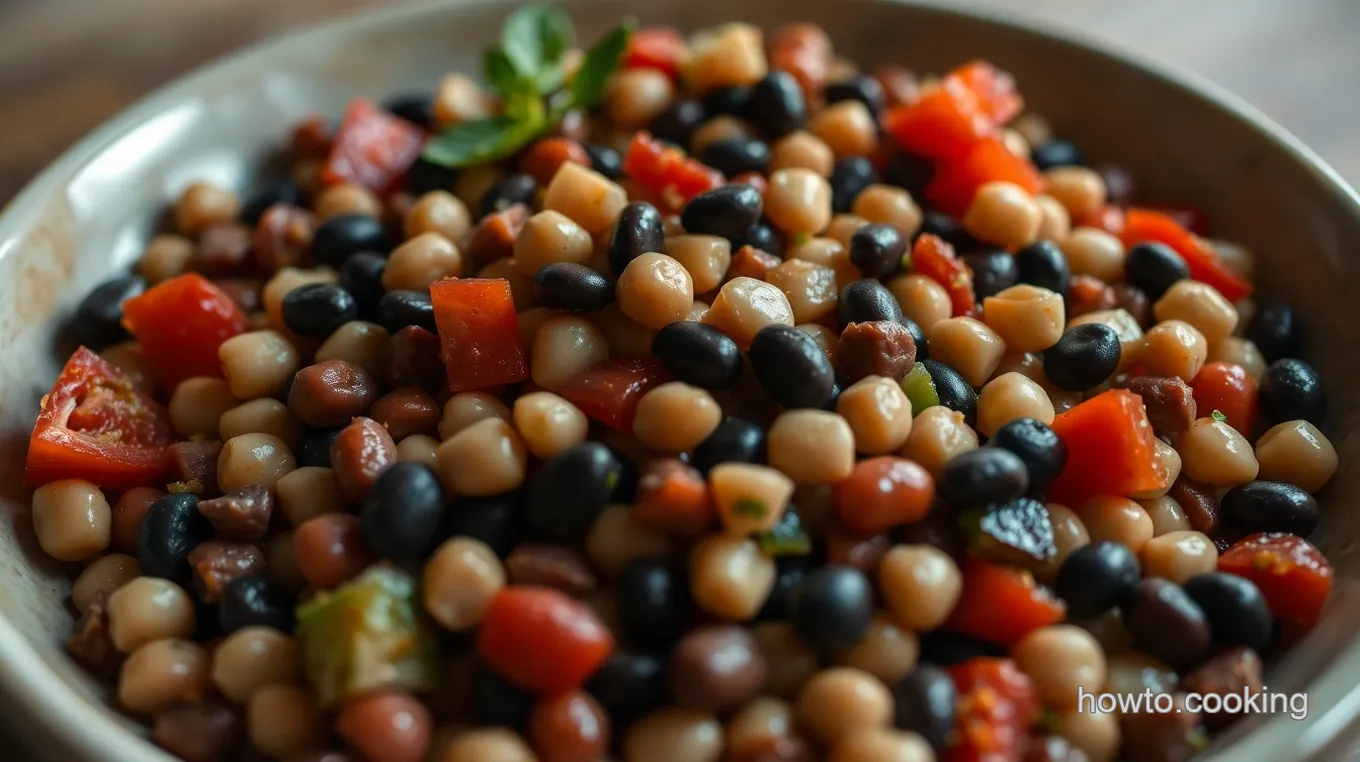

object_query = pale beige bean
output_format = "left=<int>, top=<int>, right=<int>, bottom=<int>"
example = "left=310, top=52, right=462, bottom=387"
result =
left=878, top=545, right=962, bottom=631
left=212, top=626, right=302, bottom=703
left=1255, top=420, right=1338, bottom=492
left=479, top=258, right=537, bottom=312
left=888, top=274, right=951, bottom=333
left=963, top=182, right=1041, bottom=250
left=690, top=534, right=775, bottom=621
left=1002, top=128, right=1031, bottom=158
left=710, top=463, right=795, bottom=536
left=1038, top=503, right=1090, bottom=582
left=1069, top=309, right=1145, bottom=370
left=770, top=131, right=835, bottom=177
left=439, top=391, right=513, bottom=441
left=768, top=410, right=855, bottom=486
left=1140, top=496, right=1191, bottom=536
left=1078, top=496, right=1154, bottom=554
left=275, top=467, right=346, bottom=526
left=1012, top=625, right=1106, bottom=710
left=633, top=382, right=723, bottom=453
left=513, top=392, right=589, bottom=459
left=397, top=434, right=440, bottom=469
left=837, top=376, right=913, bottom=455
left=435, top=418, right=527, bottom=497
left=587, top=505, right=673, bottom=579
left=140, top=234, right=196, bottom=284
left=314, top=182, right=380, bottom=220
left=765, top=259, right=838, bottom=324
left=513, top=210, right=595, bottom=276
left=1044, top=167, right=1107, bottom=220
left=32, top=479, right=111, bottom=562
left=531, top=315, right=610, bottom=391
left=424, top=537, right=506, bottom=631
left=1152, top=280, right=1238, bottom=345
left=691, top=116, right=754, bottom=155
left=1139, top=320, right=1208, bottom=381
left=1103, top=652, right=1178, bottom=697
left=218, top=433, right=296, bottom=494
left=72, top=554, right=140, bottom=614
left=927, top=317, right=1006, bottom=387
left=796, top=668, right=893, bottom=743
left=664, top=235, right=731, bottom=294
left=852, top=185, right=922, bottom=237
left=542, top=162, right=629, bottom=236
left=263, top=267, right=337, bottom=328
left=406, top=190, right=471, bottom=241
left=1131, top=438, right=1181, bottom=499
left=1055, top=707, right=1120, bottom=762
left=219, top=330, right=300, bottom=400
left=1140, top=530, right=1217, bottom=584
left=766, top=168, right=832, bottom=236
left=839, top=613, right=919, bottom=684
left=787, top=236, right=860, bottom=289
left=1207, top=337, right=1267, bottom=381
left=702, top=277, right=794, bottom=348
left=1035, top=194, right=1072, bottom=241
left=1177, top=417, right=1258, bottom=487
left=248, top=684, right=325, bottom=759
left=119, top=638, right=211, bottom=716
left=832, top=728, right=935, bottom=762
left=384, top=232, right=463, bottom=291
left=810, top=100, right=878, bottom=158
left=976, top=372, right=1054, bottom=437
left=1059, top=228, right=1124, bottom=284
left=607, top=67, right=676, bottom=128
left=683, top=22, right=767, bottom=92
left=174, top=182, right=240, bottom=236
left=982, top=284, right=1065, bottom=353
left=824, top=214, right=869, bottom=250
left=899, top=406, right=978, bottom=476
left=169, top=377, right=239, bottom=438
left=219, top=398, right=304, bottom=449
left=314, top=321, right=389, bottom=378
left=618, top=252, right=695, bottom=330
left=625, top=708, right=723, bottom=762
left=726, top=697, right=797, bottom=760
left=434, top=72, right=494, bottom=128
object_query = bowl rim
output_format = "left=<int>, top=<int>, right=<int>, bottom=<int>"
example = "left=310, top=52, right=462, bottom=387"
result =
left=1, top=0, right=1358, bottom=759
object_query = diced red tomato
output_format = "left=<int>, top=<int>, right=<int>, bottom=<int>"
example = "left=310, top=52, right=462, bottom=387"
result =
left=883, top=77, right=995, bottom=164
left=833, top=457, right=935, bottom=535
left=945, top=558, right=1065, bottom=647
left=1219, top=532, right=1333, bottom=625
left=622, top=132, right=724, bottom=212
left=121, top=273, right=248, bottom=390
left=26, top=347, right=175, bottom=491
left=926, top=136, right=1043, bottom=218
left=1046, top=390, right=1166, bottom=507
left=478, top=586, right=615, bottom=694
left=558, top=357, right=671, bottom=431
left=519, top=138, right=591, bottom=186
left=947, top=657, right=1039, bottom=762
left=911, top=234, right=976, bottom=317
left=1121, top=208, right=1252, bottom=302
left=1191, top=362, right=1259, bottom=435
left=1077, top=204, right=1126, bottom=237
left=950, top=61, right=1023, bottom=125
left=623, top=27, right=689, bottom=80
left=321, top=98, right=426, bottom=194
left=429, top=278, right=528, bottom=393
left=634, top=459, right=716, bottom=536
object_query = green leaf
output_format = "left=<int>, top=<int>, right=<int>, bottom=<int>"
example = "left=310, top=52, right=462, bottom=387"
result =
left=483, top=48, right=523, bottom=96
left=422, top=116, right=538, bottom=168
left=734, top=497, right=768, bottom=519
left=502, top=5, right=573, bottom=80
left=570, top=19, right=636, bottom=107
left=1211, top=409, right=1228, bottom=423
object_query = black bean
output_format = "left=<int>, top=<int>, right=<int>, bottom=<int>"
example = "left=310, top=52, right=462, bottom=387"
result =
left=1043, top=323, right=1122, bottom=391
left=838, top=279, right=904, bottom=328
left=652, top=322, right=742, bottom=390
left=241, top=179, right=302, bottom=226
left=377, top=289, right=437, bottom=334
left=587, top=650, right=668, bottom=725
left=1259, top=358, right=1326, bottom=425
left=338, top=252, right=387, bottom=321
left=916, top=629, right=1005, bottom=666
left=1247, top=302, right=1302, bottom=362
left=915, top=211, right=977, bottom=251
left=757, top=554, right=812, bottom=621
left=1183, top=572, right=1273, bottom=651
left=732, top=222, right=785, bottom=257
left=648, top=98, right=706, bottom=146
left=297, top=425, right=344, bottom=468
left=937, top=447, right=1029, bottom=511
left=1221, top=480, right=1320, bottom=537
left=697, top=138, right=771, bottom=178
left=1123, top=577, right=1212, bottom=670
left=892, top=666, right=956, bottom=752
left=824, top=75, right=887, bottom=118
left=438, top=491, right=524, bottom=559
left=681, top=184, right=764, bottom=240
left=312, top=213, right=389, bottom=266
left=383, top=92, right=435, bottom=128
left=988, top=418, right=1067, bottom=493
left=360, top=461, right=446, bottom=564
left=848, top=224, right=908, bottom=279
left=608, top=201, right=666, bottom=276
left=921, top=360, right=976, bottom=428
left=749, top=324, right=836, bottom=409
left=479, top=173, right=537, bottom=218
left=962, top=249, right=1019, bottom=300
left=138, top=493, right=213, bottom=585
left=582, top=142, right=623, bottom=180
left=788, top=566, right=875, bottom=655
left=610, top=447, right=640, bottom=503
left=829, top=156, right=878, bottom=213
left=1124, top=242, right=1190, bottom=301
left=472, top=662, right=534, bottom=730
left=692, top=418, right=767, bottom=474
left=746, top=72, right=806, bottom=138
left=1054, top=541, right=1141, bottom=617
left=617, top=559, right=688, bottom=651
left=281, top=283, right=358, bottom=338
left=1030, top=139, right=1083, bottom=171
left=532, top=263, right=615, bottom=313
left=882, top=151, right=933, bottom=198
left=902, top=315, right=929, bottom=360
left=703, top=85, right=753, bottom=117
left=1014, top=239, right=1071, bottom=296
left=526, top=442, right=621, bottom=542
left=73, top=275, right=144, bottom=349
left=219, top=576, right=294, bottom=635
left=404, top=157, right=461, bottom=197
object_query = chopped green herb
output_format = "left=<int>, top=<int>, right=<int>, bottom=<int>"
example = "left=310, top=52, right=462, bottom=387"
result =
left=757, top=511, right=813, bottom=557
left=605, top=470, right=620, bottom=492
left=1211, top=409, right=1228, bottom=423
left=734, top=497, right=768, bottom=518
left=901, top=362, right=939, bottom=417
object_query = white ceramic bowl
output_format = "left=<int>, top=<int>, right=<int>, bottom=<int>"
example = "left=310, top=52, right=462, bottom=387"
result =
left=1, top=1, right=1358, bottom=759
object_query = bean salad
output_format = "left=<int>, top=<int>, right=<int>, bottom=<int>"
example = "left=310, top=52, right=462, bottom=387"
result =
left=33, top=8, right=1337, bottom=762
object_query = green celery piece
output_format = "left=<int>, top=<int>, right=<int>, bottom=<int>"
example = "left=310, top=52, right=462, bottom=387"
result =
left=901, top=362, right=939, bottom=417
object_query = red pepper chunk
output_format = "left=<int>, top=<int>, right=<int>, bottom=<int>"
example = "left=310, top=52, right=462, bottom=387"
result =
left=950, top=61, right=1023, bottom=125
left=1219, top=532, right=1333, bottom=625
left=121, top=273, right=248, bottom=391
left=623, top=132, right=724, bottom=212
left=322, top=98, right=426, bottom=194
left=883, top=77, right=995, bottom=164
left=27, top=347, right=175, bottom=490
left=945, top=558, right=1065, bottom=647
left=1191, top=362, right=1259, bottom=435
left=946, top=657, right=1039, bottom=762
left=477, top=586, right=615, bottom=695
left=429, top=278, right=528, bottom=393
left=925, top=137, right=1043, bottom=218
left=559, top=357, right=671, bottom=431
left=623, top=27, right=689, bottom=80
left=1046, top=389, right=1166, bottom=507
left=1121, top=208, right=1252, bottom=302
left=911, top=233, right=976, bottom=317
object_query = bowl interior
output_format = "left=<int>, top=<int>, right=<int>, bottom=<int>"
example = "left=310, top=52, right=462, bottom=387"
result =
left=1, top=0, right=1358, bottom=759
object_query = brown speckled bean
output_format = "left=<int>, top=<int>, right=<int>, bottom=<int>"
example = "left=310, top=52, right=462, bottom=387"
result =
left=329, top=417, right=397, bottom=501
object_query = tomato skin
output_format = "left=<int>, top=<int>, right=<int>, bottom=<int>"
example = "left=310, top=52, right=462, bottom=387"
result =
left=1046, top=389, right=1165, bottom=507
left=623, top=27, right=689, bottom=79
left=26, top=347, right=174, bottom=491
left=1191, top=362, right=1259, bottom=435
left=558, top=357, right=671, bottom=431
left=945, top=558, right=1065, bottom=647
left=1219, top=532, right=1332, bottom=625
left=1121, top=208, right=1252, bottom=302
left=519, top=138, right=591, bottom=185
left=834, top=457, right=935, bottom=535
left=622, top=132, right=724, bottom=212
left=429, top=278, right=529, bottom=393
left=884, top=78, right=994, bottom=164
left=946, top=657, right=1039, bottom=762
left=322, top=98, right=426, bottom=194
left=925, top=137, right=1043, bottom=219
left=951, top=61, right=1023, bottom=124
left=121, top=273, right=248, bottom=390
left=477, top=586, right=615, bottom=695
left=911, top=233, right=976, bottom=317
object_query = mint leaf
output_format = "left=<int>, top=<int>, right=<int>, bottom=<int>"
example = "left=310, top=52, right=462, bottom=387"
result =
left=571, top=19, right=636, bottom=107
left=502, top=5, right=572, bottom=80
left=422, top=116, right=537, bottom=168
left=483, top=49, right=522, bottom=96
left=1211, top=409, right=1227, bottom=423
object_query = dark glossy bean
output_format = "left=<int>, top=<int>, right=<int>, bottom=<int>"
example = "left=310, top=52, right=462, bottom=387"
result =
left=383, top=92, right=435, bottom=128
left=1124, top=242, right=1190, bottom=301
left=437, top=491, right=524, bottom=559
left=882, top=151, right=933, bottom=198
left=297, top=425, right=344, bottom=468
left=1123, top=577, right=1212, bottom=670
left=848, top=224, right=908, bottom=279
left=1054, top=541, right=1141, bottom=617
left=962, top=249, right=1019, bottom=300
left=757, top=554, right=812, bottom=621
left=339, top=252, right=387, bottom=321
left=586, top=649, right=668, bottom=725
left=377, top=290, right=437, bottom=334
left=692, top=418, right=767, bottom=474
left=989, top=418, right=1067, bottom=494
left=698, top=138, right=771, bottom=178
left=1221, top=480, right=1320, bottom=536
left=1014, top=240, right=1071, bottom=296
left=1247, top=302, right=1302, bottom=362
left=241, top=179, right=303, bottom=226
left=1043, top=323, right=1122, bottom=391
left=219, top=576, right=294, bottom=634
left=74, top=275, right=144, bottom=349
left=404, top=157, right=461, bottom=197
left=582, top=142, right=623, bottom=180
left=649, top=98, right=707, bottom=146
left=916, top=629, right=1005, bottom=666
left=669, top=625, right=766, bottom=712
left=617, top=559, right=688, bottom=651
left=533, top=263, right=615, bottom=313
left=787, top=565, right=875, bottom=655
left=1030, top=140, right=1083, bottom=171
left=479, top=173, right=537, bottom=218
left=937, top=447, right=1029, bottom=510
left=746, top=72, right=805, bottom=138
left=282, top=283, right=358, bottom=338
left=921, top=360, right=976, bottom=428
left=824, top=75, right=887, bottom=118
left=829, top=156, right=878, bottom=213
left=312, top=213, right=389, bottom=266
left=472, top=661, right=534, bottom=730
left=891, top=665, right=955, bottom=752
left=916, top=211, right=977, bottom=251
left=749, top=324, right=836, bottom=409
left=838, top=279, right=904, bottom=328
left=610, top=447, right=640, bottom=503
left=138, top=493, right=213, bottom=585
left=652, top=322, right=743, bottom=390
left=360, top=461, right=446, bottom=564
left=608, top=201, right=666, bottom=276
left=1183, top=572, right=1273, bottom=651
left=732, top=221, right=785, bottom=257
left=703, top=85, right=752, bottom=117
left=526, top=442, right=621, bottom=542
left=1259, top=358, right=1327, bottom=425
left=681, top=184, right=764, bottom=240
left=902, top=315, right=929, bottom=360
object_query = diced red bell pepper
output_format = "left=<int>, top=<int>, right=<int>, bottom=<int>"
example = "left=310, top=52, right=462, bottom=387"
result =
left=945, top=558, right=1065, bottom=647
left=947, top=657, right=1039, bottom=762
left=121, top=273, right=248, bottom=391
left=558, top=357, right=671, bottom=431
left=1191, top=362, right=1259, bottom=436
left=321, top=98, right=426, bottom=194
left=883, top=77, right=995, bottom=164
left=926, top=137, right=1043, bottom=218
left=429, top=278, right=528, bottom=393
left=911, top=233, right=976, bottom=317
left=623, top=27, right=689, bottom=80
left=1145, top=203, right=1208, bottom=235
left=1121, top=208, right=1252, bottom=302
left=950, top=61, right=1023, bottom=125
left=478, top=586, right=615, bottom=694
left=26, top=347, right=175, bottom=490
left=1046, top=389, right=1166, bottom=507
left=622, top=132, right=724, bottom=212
left=1219, top=532, right=1333, bottom=625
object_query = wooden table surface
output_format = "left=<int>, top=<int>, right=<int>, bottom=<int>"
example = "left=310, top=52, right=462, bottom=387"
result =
left=1, top=0, right=1358, bottom=757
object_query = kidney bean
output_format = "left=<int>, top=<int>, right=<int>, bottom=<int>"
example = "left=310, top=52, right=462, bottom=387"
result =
left=529, top=690, right=611, bottom=762
left=197, top=485, right=274, bottom=542
left=1179, top=646, right=1264, bottom=730
left=669, top=625, right=767, bottom=712
left=196, top=223, right=253, bottom=275
left=505, top=544, right=599, bottom=597
left=837, top=320, right=917, bottom=383
left=294, top=513, right=373, bottom=590
left=369, top=386, right=440, bottom=440
left=1122, top=578, right=1211, bottom=670
left=216, top=277, right=262, bottom=314
left=1125, top=376, right=1197, bottom=439
left=151, top=701, right=242, bottom=762
left=1168, top=477, right=1220, bottom=536
left=113, top=487, right=164, bottom=554
left=289, top=360, right=380, bottom=428
left=252, top=204, right=316, bottom=275
left=381, top=326, right=447, bottom=392
left=466, top=203, right=530, bottom=264
left=170, top=440, right=223, bottom=496
left=188, top=542, right=266, bottom=603
left=329, top=417, right=397, bottom=501
left=66, top=591, right=121, bottom=680
left=335, top=691, right=432, bottom=762
left=728, top=244, right=783, bottom=280
left=825, top=529, right=892, bottom=575
left=1066, top=274, right=1116, bottom=318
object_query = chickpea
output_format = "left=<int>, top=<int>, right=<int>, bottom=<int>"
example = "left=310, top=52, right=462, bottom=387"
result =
left=1141, top=530, right=1217, bottom=584
left=513, top=210, right=595, bottom=276
left=1131, top=438, right=1181, bottom=500
left=617, top=252, right=695, bottom=330
left=1055, top=707, right=1120, bottom=762
left=586, top=505, right=673, bottom=579
left=771, top=131, right=835, bottom=177
left=454, top=166, right=501, bottom=212
left=625, top=708, right=723, bottom=762
left=691, top=116, right=754, bottom=154
left=765, top=259, right=838, bottom=324
left=852, top=185, right=922, bottom=238
left=435, top=418, right=527, bottom=497
left=1044, top=166, right=1107, bottom=219
left=174, top=182, right=240, bottom=236
left=710, top=462, right=795, bottom=536
left=263, top=267, right=337, bottom=327
left=1152, top=280, right=1238, bottom=345
left=1035, top=194, right=1072, bottom=241
left=839, top=612, right=919, bottom=684
left=219, top=330, right=300, bottom=400
left=1141, top=320, right=1209, bottom=381
left=797, top=667, right=893, bottom=743
left=542, top=162, right=628, bottom=236
left=788, top=236, right=860, bottom=288
left=275, top=467, right=345, bottom=526
left=383, top=232, right=463, bottom=291
left=1037, top=503, right=1090, bottom=582
left=927, top=317, right=1006, bottom=387
left=212, top=626, right=302, bottom=703
left=1208, top=337, right=1267, bottom=381
left=72, top=554, right=140, bottom=614
left=976, top=372, right=1055, bottom=437
left=889, top=273, right=951, bottom=333
left=248, top=684, right=325, bottom=759
left=633, top=382, right=723, bottom=453
left=531, top=315, right=610, bottom=391
left=218, top=433, right=296, bottom=494
left=982, top=284, right=1065, bottom=353
left=1002, top=128, right=1031, bottom=158
left=424, top=537, right=506, bottom=631
left=314, top=182, right=381, bottom=220
left=963, top=182, right=1041, bottom=250
left=798, top=323, right=839, bottom=364
left=837, top=376, right=913, bottom=455
left=1059, top=228, right=1124, bottom=284
left=684, top=22, right=767, bottom=92
left=396, top=434, right=439, bottom=468
left=768, top=410, right=855, bottom=486
left=119, top=638, right=211, bottom=716
left=690, top=534, right=775, bottom=621
left=439, top=391, right=512, bottom=440
left=1140, top=495, right=1191, bottom=536
left=479, top=258, right=537, bottom=312
left=824, top=214, right=869, bottom=250
left=990, top=351, right=1044, bottom=383
left=1104, top=652, right=1178, bottom=697
left=442, top=728, right=538, bottom=762
left=140, top=234, right=196, bottom=284
left=434, top=72, right=494, bottom=128
left=315, top=321, right=388, bottom=377
left=169, top=377, right=239, bottom=438
left=1012, top=113, right=1054, bottom=147
left=878, top=544, right=962, bottom=630
left=512, top=392, right=588, bottom=459
left=753, top=622, right=820, bottom=698
left=1177, top=417, right=1258, bottom=487
left=1069, top=309, right=1145, bottom=370
left=899, top=406, right=978, bottom=476
left=107, top=576, right=196, bottom=652
left=664, top=235, right=731, bottom=294
left=219, top=398, right=304, bottom=449
left=406, top=190, right=471, bottom=241
left=1212, top=239, right=1255, bottom=280
left=1012, top=625, right=1106, bottom=709
left=607, top=68, right=675, bottom=128
left=765, top=168, right=832, bottom=236
left=32, top=479, right=110, bottom=562
left=1078, top=496, right=1154, bottom=554
left=1256, top=419, right=1337, bottom=492
left=726, top=697, right=797, bottom=759
left=810, top=100, right=878, bottom=158
left=833, top=728, right=935, bottom=762
left=703, top=276, right=795, bottom=348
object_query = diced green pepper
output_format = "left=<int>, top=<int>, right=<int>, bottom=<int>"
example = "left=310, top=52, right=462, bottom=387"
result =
left=901, top=362, right=939, bottom=416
